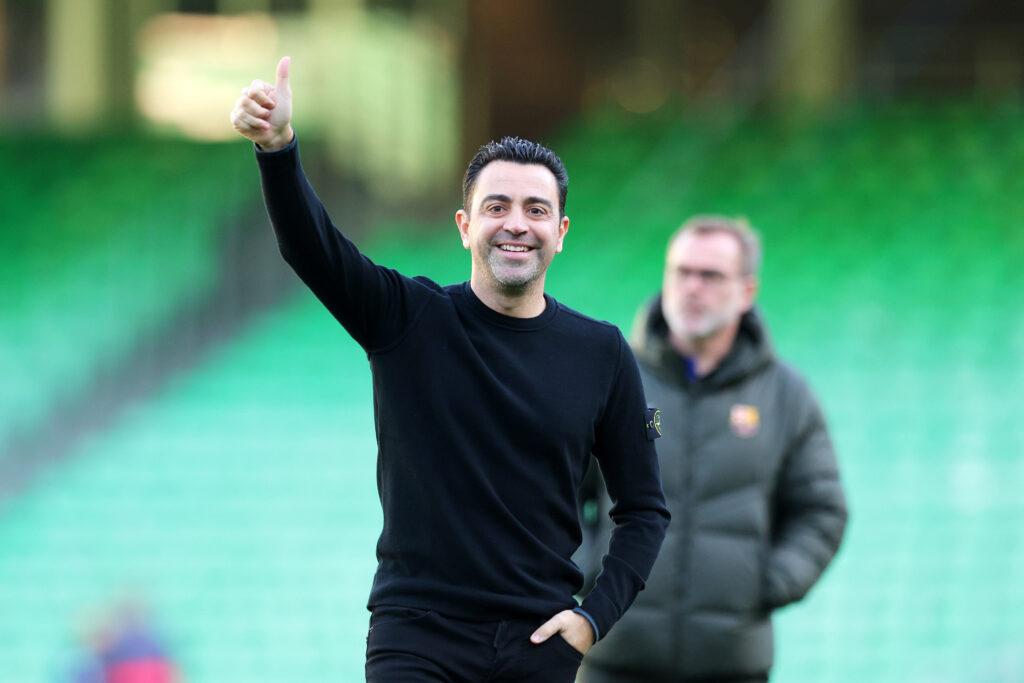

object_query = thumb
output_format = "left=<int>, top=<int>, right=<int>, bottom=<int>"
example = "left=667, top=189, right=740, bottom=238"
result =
left=275, top=55, right=291, bottom=96
left=530, top=615, right=561, bottom=644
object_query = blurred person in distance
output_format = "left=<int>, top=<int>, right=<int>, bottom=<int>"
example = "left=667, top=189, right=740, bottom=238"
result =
left=578, top=215, right=847, bottom=683
left=65, top=599, right=179, bottom=683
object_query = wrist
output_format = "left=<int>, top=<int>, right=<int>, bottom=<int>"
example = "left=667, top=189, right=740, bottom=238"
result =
left=572, top=607, right=599, bottom=644
left=259, top=125, right=294, bottom=152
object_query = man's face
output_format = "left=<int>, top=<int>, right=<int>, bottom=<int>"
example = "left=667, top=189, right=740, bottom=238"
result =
left=456, top=161, right=569, bottom=294
left=662, top=230, right=757, bottom=342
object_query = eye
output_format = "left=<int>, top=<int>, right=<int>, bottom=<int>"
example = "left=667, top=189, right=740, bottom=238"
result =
left=486, top=204, right=506, bottom=214
left=704, top=270, right=726, bottom=283
left=676, top=267, right=728, bottom=284
left=527, top=206, right=548, bottom=217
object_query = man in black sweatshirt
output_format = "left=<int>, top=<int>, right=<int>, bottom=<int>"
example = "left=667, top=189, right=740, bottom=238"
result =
left=230, top=57, right=669, bottom=682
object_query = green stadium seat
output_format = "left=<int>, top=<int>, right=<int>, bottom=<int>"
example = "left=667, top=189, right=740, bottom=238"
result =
left=1, top=100, right=1022, bottom=681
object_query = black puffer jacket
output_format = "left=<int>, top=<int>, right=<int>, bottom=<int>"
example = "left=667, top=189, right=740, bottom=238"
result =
left=581, top=296, right=847, bottom=678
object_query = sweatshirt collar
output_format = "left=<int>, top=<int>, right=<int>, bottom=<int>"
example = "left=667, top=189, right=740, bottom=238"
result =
left=459, top=281, right=559, bottom=331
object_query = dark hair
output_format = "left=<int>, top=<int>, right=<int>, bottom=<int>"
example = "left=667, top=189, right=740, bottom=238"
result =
left=462, top=136, right=568, bottom=217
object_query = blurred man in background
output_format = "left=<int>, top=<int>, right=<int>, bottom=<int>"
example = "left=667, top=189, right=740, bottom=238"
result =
left=579, top=215, right=847, bottom=682
left=230, top=57, right=668, bottom=682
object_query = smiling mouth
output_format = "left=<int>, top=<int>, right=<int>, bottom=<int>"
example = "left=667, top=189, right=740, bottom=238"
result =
left=498, top=244, right=533, bottom=253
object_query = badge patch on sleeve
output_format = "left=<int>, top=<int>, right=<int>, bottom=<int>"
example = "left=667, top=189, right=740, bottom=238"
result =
left=645, top=408, right=662, bottom=440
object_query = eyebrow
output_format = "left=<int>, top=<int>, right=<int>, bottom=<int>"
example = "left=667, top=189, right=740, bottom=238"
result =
left=478, top=194, right=554, bottom=210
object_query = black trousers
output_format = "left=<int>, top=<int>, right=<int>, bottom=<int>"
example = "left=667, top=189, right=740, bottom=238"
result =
left=366, top=606, right=584, bottom=682
left=580, top=664, right=768, bottom=683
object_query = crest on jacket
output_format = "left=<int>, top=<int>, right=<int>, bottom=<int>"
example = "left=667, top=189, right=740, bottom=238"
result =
left=729, top=404, right=760, bottom=438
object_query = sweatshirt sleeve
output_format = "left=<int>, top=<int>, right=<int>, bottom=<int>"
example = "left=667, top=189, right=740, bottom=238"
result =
left=255, top=137, right=426, bottom=351
left=764, top=379, right=848, bottom=608
left=579, top=333, right=670, bottom=639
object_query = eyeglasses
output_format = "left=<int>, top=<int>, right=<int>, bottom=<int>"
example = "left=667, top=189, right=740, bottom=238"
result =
left=670, top=266, right=738, bottom=285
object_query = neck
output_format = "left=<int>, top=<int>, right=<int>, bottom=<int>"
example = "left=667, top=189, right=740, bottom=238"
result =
left=669, top=319, right=740, bottom=378
left=470, top=276, right=547, bottom=318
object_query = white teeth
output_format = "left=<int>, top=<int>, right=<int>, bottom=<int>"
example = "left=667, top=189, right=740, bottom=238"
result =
left=499, top=245, right=529, bottom=252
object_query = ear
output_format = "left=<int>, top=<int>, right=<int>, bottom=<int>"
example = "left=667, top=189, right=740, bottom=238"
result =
left=740, top=275, right=760, bottom=312
left=455, top=210, right=471, bottom=250
left=553, top=215, right=570, bottom=254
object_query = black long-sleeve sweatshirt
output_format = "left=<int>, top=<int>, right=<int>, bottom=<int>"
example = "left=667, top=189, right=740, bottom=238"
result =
left=255, top=138, right=669, bottom=640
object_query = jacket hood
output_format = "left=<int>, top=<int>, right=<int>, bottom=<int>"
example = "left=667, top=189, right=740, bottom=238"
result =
left=630, top=293, right=774, bottom=389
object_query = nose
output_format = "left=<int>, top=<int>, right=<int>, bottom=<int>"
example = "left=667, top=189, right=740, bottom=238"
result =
left=504, top=208, right=528, bottom=235
left=680, top=271, right=703, bottom=292
left=676, top=275, right=710, bottom=303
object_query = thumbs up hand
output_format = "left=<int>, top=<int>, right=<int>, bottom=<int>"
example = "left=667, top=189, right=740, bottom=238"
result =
left=230, top=56, right=294, bottom=151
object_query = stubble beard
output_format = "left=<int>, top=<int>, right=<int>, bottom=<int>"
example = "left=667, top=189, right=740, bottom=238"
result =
left=485, top=248, right=544, bottom=292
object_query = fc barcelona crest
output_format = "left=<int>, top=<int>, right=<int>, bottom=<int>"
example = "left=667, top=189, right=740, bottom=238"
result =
left=730, top=404, right=760, bottom=438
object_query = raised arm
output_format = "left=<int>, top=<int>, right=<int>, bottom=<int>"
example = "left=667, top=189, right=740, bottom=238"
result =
left=228, top=57, right=429, bottom=351
left=230, top=56, right=294, bottom=151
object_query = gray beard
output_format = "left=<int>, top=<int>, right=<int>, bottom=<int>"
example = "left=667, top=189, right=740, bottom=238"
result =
left=666, top=306, right=736, bottom=343
left=487, top=253, right=541, bottom=291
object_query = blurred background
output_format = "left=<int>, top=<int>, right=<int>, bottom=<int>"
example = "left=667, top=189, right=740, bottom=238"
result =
left=1, top=0, right=1023, bottom=680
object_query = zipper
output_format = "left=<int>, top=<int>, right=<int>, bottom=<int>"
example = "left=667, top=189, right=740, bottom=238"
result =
left=674, top=383, right=697, bottom=671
